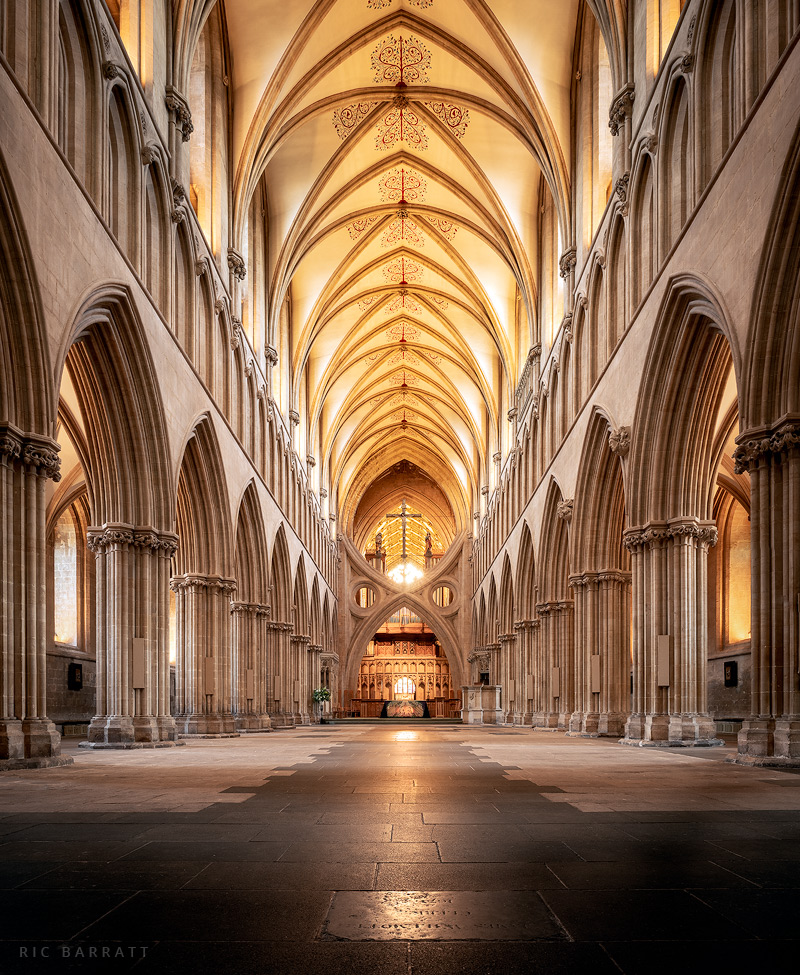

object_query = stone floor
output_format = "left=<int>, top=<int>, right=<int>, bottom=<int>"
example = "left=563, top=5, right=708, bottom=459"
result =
left=1, top=725, right=799, bottom=974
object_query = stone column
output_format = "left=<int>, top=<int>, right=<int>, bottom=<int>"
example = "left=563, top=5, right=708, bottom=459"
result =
left=622, top=521, right=721, bottom=746
left=231, top=602, right=272, bottom=731
left=85, top=525, right=178, bottom=746
left=0, top=426, right=63, bottom=762
left=535, top=600, right=574, bottom=729
left=498, top=633, right=516, bottom=723
left=266, top=621, right=293, bottom=724
left=569, top=571, right=631, bottom=737
left=513, top=620, right=536, bottom=725
left=290, top=634, right=313, bottom=724
left=171, top=574, right=237, bottom=736
left=735, top=422, right=800, bottom=764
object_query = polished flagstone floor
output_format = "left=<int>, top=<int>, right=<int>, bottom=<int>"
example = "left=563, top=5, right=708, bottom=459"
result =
left=1, top=726, right=800, bottom=974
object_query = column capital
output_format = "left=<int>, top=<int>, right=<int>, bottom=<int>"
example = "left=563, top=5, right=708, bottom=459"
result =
left=734, top=418, right=800, bottom=473
left=0, top=424, right=61, bottom=481
left=624, top=520, right=717, bottom=552
left=170, top=574, right=237, bottom=595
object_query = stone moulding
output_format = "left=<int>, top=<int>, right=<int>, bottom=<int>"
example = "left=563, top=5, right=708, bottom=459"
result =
left=623, top=522, right=718, bottom=552
left=165, top=86, right=193, bottom=142
left=609, top=82, right=635, bottom=136
left=87, top=525, right=178, bottom=555
left=0, top=424, right=61, bottom=480
left=733, top=420, right=800, bottom=473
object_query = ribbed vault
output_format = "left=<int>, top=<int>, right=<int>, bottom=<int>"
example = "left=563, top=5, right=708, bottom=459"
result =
left=226, top=0, right=580, bottom=532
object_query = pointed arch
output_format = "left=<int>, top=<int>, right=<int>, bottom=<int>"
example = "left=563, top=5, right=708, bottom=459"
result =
left=293, top=555, right=310, bottom=637
left=515, top=521, right=537, bottom=619
left=743, top=117, right=800, bottom=427
left=538, top=478, right=571, bottom=603
left=269, top=524, right=293, bottom=624
left=498, top=554, right=514, bottom=634
left=234, top=480, right=268, bottom=605
left=174, top=414, right=234, bottom=576
left=572, top=408, right=629, bottom=573
left=62, top=284, right=172, bottom=529
left=628, top=275, right=739, bottom=525
left=0, top=148, right=53, bottom=433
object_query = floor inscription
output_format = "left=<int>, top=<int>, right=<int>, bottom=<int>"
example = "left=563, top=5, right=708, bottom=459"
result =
left=323, top=890, right=563, bottom=941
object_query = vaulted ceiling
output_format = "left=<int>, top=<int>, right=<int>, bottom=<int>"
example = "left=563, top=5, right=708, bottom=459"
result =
left=226, top=0, right=580, bottom=529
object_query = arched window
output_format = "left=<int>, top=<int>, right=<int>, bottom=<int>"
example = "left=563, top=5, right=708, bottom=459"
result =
left=394, top=676, right=416, bottom=698
left=53, top=508, right=79, bottom=646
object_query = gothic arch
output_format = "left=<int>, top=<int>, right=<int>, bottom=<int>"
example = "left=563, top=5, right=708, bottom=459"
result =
left=269, top=525, right=293, bottom=625
left=515, top=520, right=537, bottom=620
left=572, top=408, right=629, bottom=573
left=343, top=590, right=465, bottom=693
left=743, top=117, right=800, bottom=428
left=174, top=414, right=234, bottom=578
left=537, top=478, right=572, bottom=604
left=234, top=480, right=268, bottom=605
left=60, top=284, right=172, bottom=529
left=0, top=149, right=53, bottom=434
left=498, top=554, right=514, bottom=635
left=293, top=555, right=310, bottom=637
left=628, top=274, right=740, bottom=526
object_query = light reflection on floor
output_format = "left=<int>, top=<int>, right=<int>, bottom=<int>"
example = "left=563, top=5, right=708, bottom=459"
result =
left=392, top=730, right=419, bottom=742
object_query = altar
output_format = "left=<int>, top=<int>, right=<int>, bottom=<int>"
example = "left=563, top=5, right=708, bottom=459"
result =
left=380, top=700, right=430, bottom=718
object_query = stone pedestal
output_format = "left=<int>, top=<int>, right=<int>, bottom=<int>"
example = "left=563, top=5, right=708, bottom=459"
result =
left=461, top=685, right=503, bottom=724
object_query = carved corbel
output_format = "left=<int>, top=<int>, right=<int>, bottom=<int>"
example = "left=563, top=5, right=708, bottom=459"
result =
left=642, top=132, right=659, bottom=155
left=230, top=319, right=242, bottom=351
left=615, top=172, right=630, bottom=204
left=140, top=145, right=159, bottom=166
left=556, top=498, right=574, bottom=523
left=227, top=248, right=246, bottom=281
left=266, top=345, right=279, bottom=367
left=289, top=410, right=300, bottom=426
left=195, top=257, right=209, bottom=277
left=608, top=426, right=631, bottom=457
left=609, top=82, right=635, bottom=136
left=679, top=52, right=695, bottom=72
left=165, top=85, right=194, bottom=142
left=559, top=247, right=577, bottom=279
left=102, top=61, right=119, bottom=81
left=562, top=312, right=574, bottom=344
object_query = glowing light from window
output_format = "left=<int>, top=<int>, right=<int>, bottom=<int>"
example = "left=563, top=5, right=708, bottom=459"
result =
left=387, top=561, right=424, bottom=585
left=394, top=677, right=416, bottom=697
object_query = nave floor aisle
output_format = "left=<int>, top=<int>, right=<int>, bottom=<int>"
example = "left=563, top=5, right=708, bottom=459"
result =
left=1, top=727, right=799, bottom=974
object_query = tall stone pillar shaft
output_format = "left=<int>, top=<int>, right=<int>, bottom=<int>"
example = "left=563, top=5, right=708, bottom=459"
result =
left=171, top=574, right=237, bottom=736
left=622, top=521, right=720, bottom=745
left=735, top=423, right=800, bottom=764
left=498, top=633, right=516, bottom=723
left=231, top=602, right=271, bottom=731
left=535, top=600, right=574, bottom=728
left=290, top=634, right=313, bottom=724
left=266, top=622, right=293, bottom=721
left=569, top=571, right=631, bottom=737
left=513, top=620, right=536, bottom=725
left=86, top=525, right=178, bottom=745
left=0, top=426, right=62, bottom=760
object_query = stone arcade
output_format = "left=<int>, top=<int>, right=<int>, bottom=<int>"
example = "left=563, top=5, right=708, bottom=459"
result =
left=2, top=0, right=800, bottom=968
